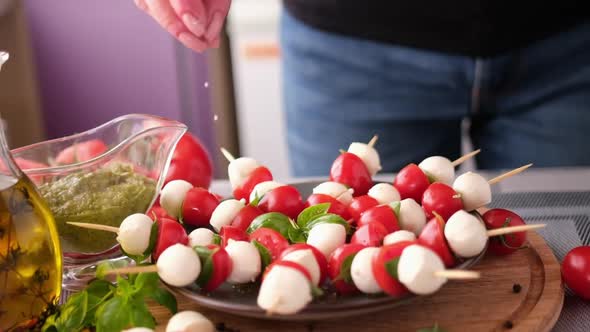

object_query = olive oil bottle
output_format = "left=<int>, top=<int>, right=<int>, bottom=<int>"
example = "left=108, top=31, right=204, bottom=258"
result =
left=0, top=173, right=62, bottom=331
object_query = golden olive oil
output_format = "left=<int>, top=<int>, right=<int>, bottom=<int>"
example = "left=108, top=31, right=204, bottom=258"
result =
left=0, top=175, right=62, bottom=331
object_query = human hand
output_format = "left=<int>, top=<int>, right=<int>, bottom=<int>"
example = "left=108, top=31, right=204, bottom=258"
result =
left=134, top=0, right=231, bottom=52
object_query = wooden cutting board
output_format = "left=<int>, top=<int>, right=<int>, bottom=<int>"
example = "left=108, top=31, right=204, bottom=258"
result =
left=149, top=232, right=563, bottom=331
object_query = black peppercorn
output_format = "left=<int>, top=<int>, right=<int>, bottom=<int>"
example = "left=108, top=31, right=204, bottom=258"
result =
left=512, top=284, right=522, bottom=293
left=504, top=321, right=514, bottom=329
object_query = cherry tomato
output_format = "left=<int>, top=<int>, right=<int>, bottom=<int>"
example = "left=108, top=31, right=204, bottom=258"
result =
left=147, top=205, right=173, bottom=221
left=328, top=243, right=365, bottom=295
left=249, top=228, right=290, bottom=262
left=55, top=139, right=108, bottom=165
left=258, top=185, right=305, bottom=219
left=483, top=209, right=527, bottom=256
left=372, top=241, right=415, bottom=297
left=351, top=222, right=389, bottom=247
left=393, top=163, right=430, bottom=203
left=164, top=133, right=213, bottom=189
left=181, top=187, right=220, bottom=227
left=231, top=205, right=264, bottom=232
left=13, top=158, right=48, bottom=170
left=307, top=193, right=351, bottom=221
left=219, top=225, right=249, bottom=247
left=153, top=217, right=189, bottom=261
left=562, top=246, right=590, bottom=300
left=348, top=195, right=379, bottom=224
left=330, top=152, right=373, bottom=196
left=417, top=216, right=455, bottom=267
left=422, top=182, right=464, bottom=221
left=233, top=166, right=273, bottom=202
left=199, top=244, right=233, bottom=292
left=263, top=260, right=312, bottom=283
left=281, top=243, right=329, bottom=284
left=357, top=204, right=400, bottom=233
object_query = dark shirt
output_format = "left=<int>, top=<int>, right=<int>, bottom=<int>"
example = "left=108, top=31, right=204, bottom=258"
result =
left=284, top=0, right=590, bottom=57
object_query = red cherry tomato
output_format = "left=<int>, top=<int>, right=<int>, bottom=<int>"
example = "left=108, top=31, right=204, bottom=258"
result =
left=330, top=152, right=373, bottom=196
left=372, top=241, right=415, bottom=297
left=181, top=187, right=220, bottom=227
left=483, top=209, right=527, bottom=256
left=263, top=260, right=312, bottom=283
left=219, top=225, right=249, bottom=247
left=200, top=244, right=233, bottom=292
left=357, top=204, right=400, bottom=233
left=147, top=205, right=173, bottom=221
left=153, top=217, right=189, bottom=261
left=328, top=243, right=366, bottom=295
left=249, top=228, right=290, bottom=262
left=281, top=244, right=329, bottom=284
left=351, top=222, right=389, bottom=247
left=393, top=163, right=430, bottom=203
left=306, top=193, right=351, bottom=221
left=164, top=133, right=213, bottom=189
left=233, top=166, right=273, bottom=202
left=422, top=182, right=464, bottom=221
left=562, top=246, right=590, bottom=300
left=55, top=139, right=108, bottom=165
left=231, top=205, right=264, bottom=232
left=348, top=195, right=379, bottom=224
left=13, top=158, right=48, bottom=170
left=418, top=216, right=455, bottom=267
left=258, top=185, right=305, bottom=219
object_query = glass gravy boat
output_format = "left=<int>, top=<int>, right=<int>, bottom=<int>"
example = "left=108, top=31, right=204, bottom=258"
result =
left=10, top=114, right=186, bottom=288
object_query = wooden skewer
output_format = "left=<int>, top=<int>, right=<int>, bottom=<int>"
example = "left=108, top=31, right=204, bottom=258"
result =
left=220, top=147, right=236, bottom=162
left=487, top=224, right=546, bottom=237
left=67, top=222, right=119, bottom=233
left=488, top=163, right=533, bottom=185
left=103, top=265, right=158, bottom=275
left=367, top=135, right=379, bottom=148
left=434, top=270, right=481, bottom=279
left=451, top=149, right=481, bottom=167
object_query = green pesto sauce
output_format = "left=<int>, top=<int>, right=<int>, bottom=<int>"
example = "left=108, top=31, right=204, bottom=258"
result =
left=38, top=163, right=156, bottom=253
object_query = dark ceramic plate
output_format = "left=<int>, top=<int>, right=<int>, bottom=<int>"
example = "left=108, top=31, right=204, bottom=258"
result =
left=168, top=181, right=486, bottom=321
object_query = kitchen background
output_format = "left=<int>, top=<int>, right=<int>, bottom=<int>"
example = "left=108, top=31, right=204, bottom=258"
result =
left=0, top=0, right=287, bottom=179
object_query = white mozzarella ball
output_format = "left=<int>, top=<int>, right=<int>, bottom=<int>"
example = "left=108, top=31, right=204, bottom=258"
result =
left=225, top=240, right=261, bottom=284
left=313, top=181, right=354, bottom=205
left=188, top=228, right=216, bottom=247
left=282, top=249, right=321, bottom=286
left=348, top=142, right=382, bottom=176
left=209, top=199, right=246, bottom=232
left=257, top=265, right=313, bottom=315
left=368, top=183, right=400, bottom=204
left=157, top=244, right=201, bottom=287
left=249, top=181, right=284, bottom=203
left=160, top=180, right=193, bottom=218
left=228, top=157, right=259, bottom=189
left=398, top=198, right=427, bottom=236
left=117, top=213, right=153, bottom=256
left=444, top=210, right=488, bottom=258
left=383, top=230, right=417, bottom=245
left=350, top=247, right=382, bottom=294
left=419, top=156, right=455, bottom=185
left=123, top=328, right=154, bottom=332
left=398, top=244, right=446, bottom=295
left=166, top=311, right=214, bottom=332
left=306, top=223, right=346, bottom=258
left=453, top=171, right=492, bottom=211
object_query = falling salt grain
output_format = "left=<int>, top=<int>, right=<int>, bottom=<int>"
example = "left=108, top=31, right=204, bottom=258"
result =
left=204, top=81, right=209, bottom=88
left=214, top=114, right=219, bottom=121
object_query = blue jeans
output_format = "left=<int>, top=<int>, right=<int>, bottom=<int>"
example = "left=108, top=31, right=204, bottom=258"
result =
left=281, top=10, right=590, bottom=176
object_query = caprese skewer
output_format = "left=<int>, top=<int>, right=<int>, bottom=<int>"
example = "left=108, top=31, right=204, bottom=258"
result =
left=159, top=180, right=221, bottom=227
left=220, top=147, right=274, bottom=202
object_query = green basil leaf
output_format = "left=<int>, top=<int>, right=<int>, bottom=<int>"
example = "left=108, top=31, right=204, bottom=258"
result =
left=334, top=254, right=356, bottom=283
left=247, top=212, right=292, bottom=239
left=96, top=259, right=130, bottom=280
left=115, top=275, right=133, bottom=297
left=41, top=314, right=58, bottom=332
left=311, top=285, right=324, bottom=297
left=134, top=272, right=159, bottom=295
left=389, top=201, right=401, bottom=218
left=55, top=291, right=88, bottom=332
left=85, top=279, right=113, bottom=299
left=296, top=203, right=330, bottom=228
left=252, top=240, right=272, bottom=270
left=305, top=214, right=351, bottom=234
left=196, top=251, right=215, bottom=288
left=143, top=221, right=159, bottom=256
left=250, top=191, right=263, bottom=207
left=149, top=288, right=178, bottom=314
left=95, top=296, right=131, bottom=332
left=384, top=257, right=400, bottom=280
left=128, top=296, right=156, bottom=329
left=288, top=227, right=307, bottom=243
left=212, top=233, right=222, bottom=245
